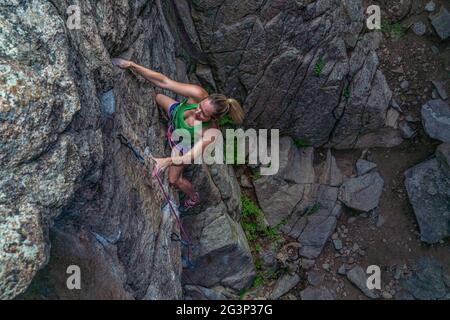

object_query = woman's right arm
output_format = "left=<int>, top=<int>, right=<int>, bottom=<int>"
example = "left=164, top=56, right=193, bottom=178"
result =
left=113, top=58, right=208, bottom=103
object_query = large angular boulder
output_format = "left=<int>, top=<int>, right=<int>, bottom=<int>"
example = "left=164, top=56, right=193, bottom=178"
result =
left=181, top=164, right=255, bottom=293
left=405, top=158, right=450, bottom=244
left=269, top=273, right=300, bottom=299
left=254, top=137, right=344, bottom=259
left=430, top=7, right=450, bottom=40
left=400, top=258, right=450, bottom=300
left=182, top=203, right=255, bottom=291
left=421, top=100, right=450, bottom=143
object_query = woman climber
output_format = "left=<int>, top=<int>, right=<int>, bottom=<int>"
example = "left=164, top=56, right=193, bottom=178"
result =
left=112, top=58, right=245, bottom=212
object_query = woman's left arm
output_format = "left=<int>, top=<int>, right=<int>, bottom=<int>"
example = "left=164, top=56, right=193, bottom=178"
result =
left=152, top=130, right=217, bottom=175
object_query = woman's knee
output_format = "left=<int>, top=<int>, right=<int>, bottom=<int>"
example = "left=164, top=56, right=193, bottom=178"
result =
left=169, top=174, right=182, bottom=188
left=156, top=94, right=177, bottom=115
left=155, top=93, right=165, bottom=106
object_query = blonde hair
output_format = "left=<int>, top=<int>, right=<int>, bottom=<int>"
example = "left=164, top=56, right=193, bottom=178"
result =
left=207, top=93, right=245, bottom=124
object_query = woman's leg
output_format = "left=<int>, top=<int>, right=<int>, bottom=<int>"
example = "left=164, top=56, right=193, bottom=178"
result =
left=168, top=165, right=198, bottom=200
left=155, top=93, right=177, bottom=115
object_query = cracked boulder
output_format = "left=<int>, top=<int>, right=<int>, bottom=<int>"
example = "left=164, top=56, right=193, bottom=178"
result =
left=405, top=154, right=450, bottom=244
left=181, top=164, right=255, bottom=293
left=400, top=258, right=450, bottom=300
left=254, top=137, right=344, bottom=259
left=182, top=203, right=255, bottom=291
left=421, top=99, right=450, bottom=143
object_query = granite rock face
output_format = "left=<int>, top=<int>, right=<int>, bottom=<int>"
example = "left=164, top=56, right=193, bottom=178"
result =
left=0, top=0, right=84, bottom=299
left=254, top=137, right=344, bottom=260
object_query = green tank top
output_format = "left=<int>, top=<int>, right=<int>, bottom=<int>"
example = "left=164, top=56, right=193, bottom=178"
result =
left=173, top=98, right=211, bottom=143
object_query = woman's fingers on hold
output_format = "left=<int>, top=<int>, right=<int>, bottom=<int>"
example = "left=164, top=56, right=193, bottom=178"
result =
left=152, top=166, right=160, bottom=177
left=111, top=58, right=120, bottom=66
left=112, top=58, right=129, bottom=68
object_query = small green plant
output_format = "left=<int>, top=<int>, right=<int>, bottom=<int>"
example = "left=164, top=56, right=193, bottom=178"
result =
left=343, top=86, right=350, bottom=99
left=238, top=288, right=248, bottom=299
left=305, top=203, right=321, bottom=217
left=241, top=194, right=282, bottom=242
left=381, top=21, right=405, bottom=39
left=293, top=137, right=310, bottom=148
left=254, top=257, right=263, bottom=270
left=314, top=57, right=325, bottom=76
left=264, top=226, right=281, bottom=241
left=252, top=274, right=265, bottom=288
left=239, top=194, right=286, bottom=298
left=391, top=23, right=405, bottom=39
left=251, top=169, right=262, bottom=181
left=241, top=194, right=262, bottom=218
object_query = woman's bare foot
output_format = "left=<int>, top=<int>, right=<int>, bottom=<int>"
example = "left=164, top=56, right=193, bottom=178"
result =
left=112, top=58, right=133, bottom=69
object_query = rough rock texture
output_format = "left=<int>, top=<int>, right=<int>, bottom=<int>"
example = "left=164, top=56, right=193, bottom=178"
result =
left=346, top=265, right=379, bottom=299
left=436, top=143, right=450, bottom=178
left=405, top=158, right=450, bottom=244
left=2, top=0, right=184, bottom=300
left=1, top=0, right=87, bottom=299
left=2, top=0, right=254, bottom=300
left=356, top=159, right=377, bottom=176
left=300, top=286, right=335, bottom=300
left=421, top=99, right=450, bottom=143
left=269, top=273, right=300, bottom=299
left=176, top=0, right=401, bottom=149
left=400, top=258, right=450, bottom=300
left=184, top=285, right=238, bottom=300
left=430, top=7, right=450, bottom=40
left=254, top=137, right=344, bottom=259
left=181, top=164, right=254, bottom=292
